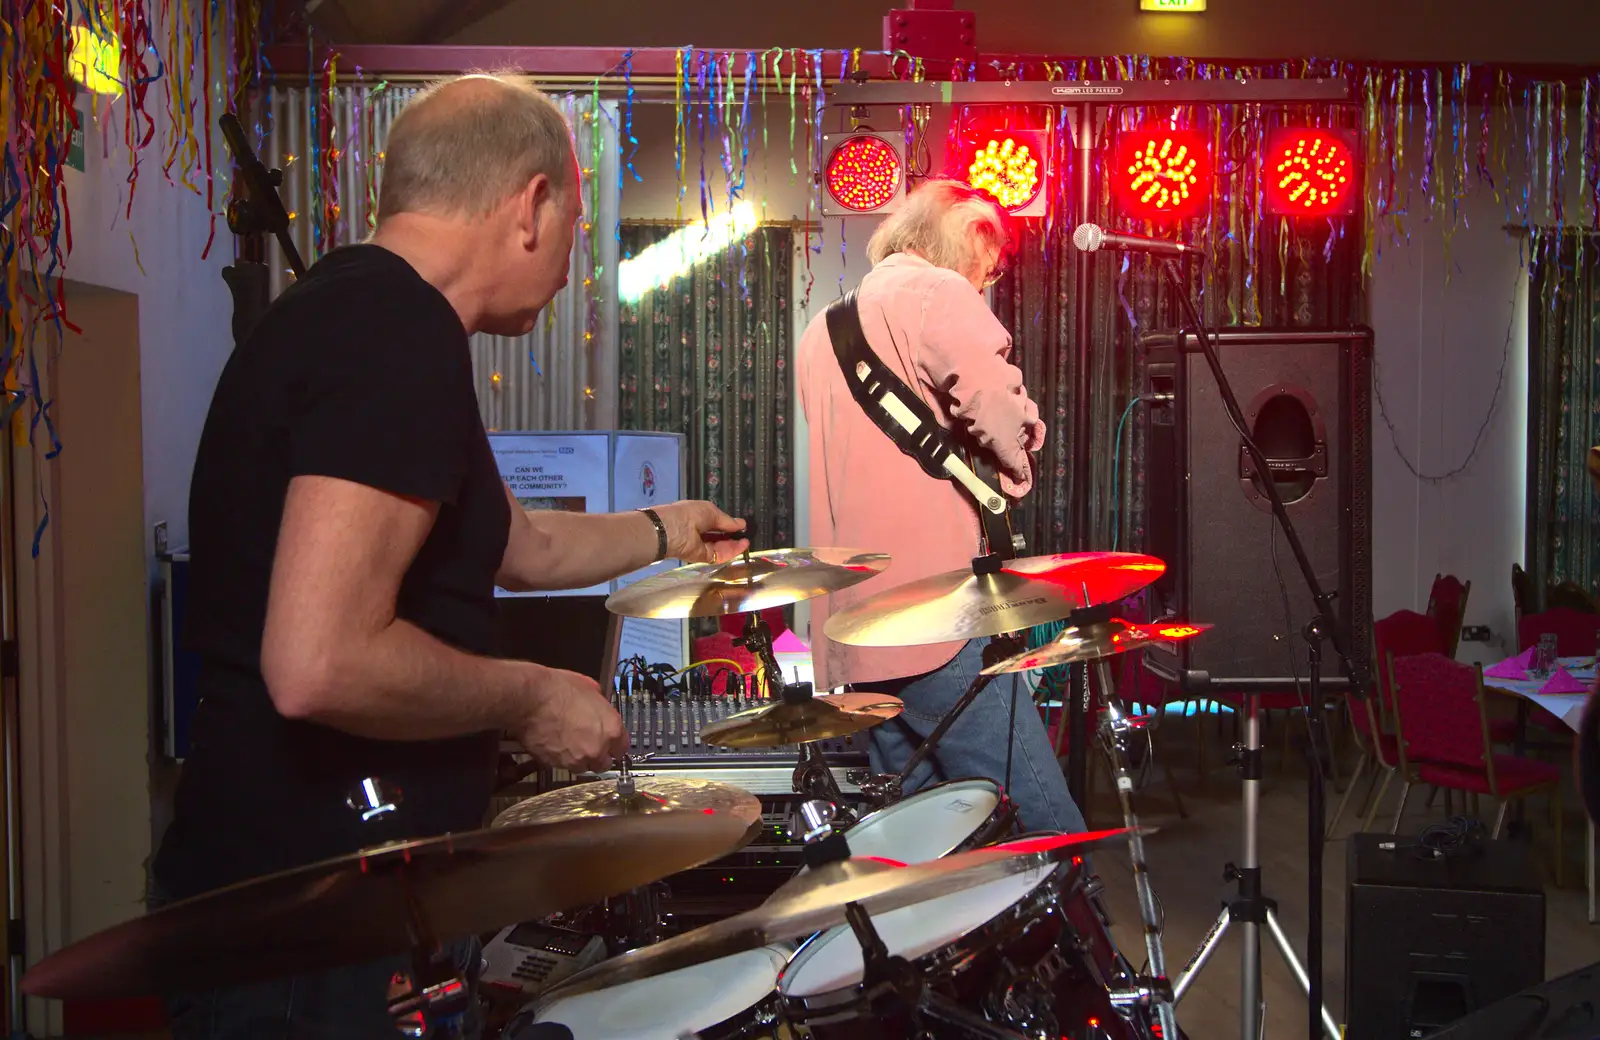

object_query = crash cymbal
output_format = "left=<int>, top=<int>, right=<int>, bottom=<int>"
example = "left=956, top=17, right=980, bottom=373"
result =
left=981, top=618, right=1213, bottom=676
left=21, top=812, right=750, bottom=1001
left=492, top=775, right=763, bottom=831
left=824, top=552, right=1166, bottom=648
left=544, top=829, right=1144, bottom=999
left=606, top=548, right=891, bottom=619
left=700, top=691, right=904, bottom=748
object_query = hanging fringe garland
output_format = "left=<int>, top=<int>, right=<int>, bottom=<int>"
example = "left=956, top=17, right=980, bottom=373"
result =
left=2, top=0, right=257, bottom=554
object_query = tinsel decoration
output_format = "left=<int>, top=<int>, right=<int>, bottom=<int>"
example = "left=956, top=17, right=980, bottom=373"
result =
left=2, top=0, right=258, bottom=553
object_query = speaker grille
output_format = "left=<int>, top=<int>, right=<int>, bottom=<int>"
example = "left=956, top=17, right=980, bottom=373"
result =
left=1139, top=327, right=1374, bottom=690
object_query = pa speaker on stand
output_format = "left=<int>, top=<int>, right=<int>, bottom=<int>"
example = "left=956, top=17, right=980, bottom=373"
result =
left=1139, top=327, right=1374, bottom=692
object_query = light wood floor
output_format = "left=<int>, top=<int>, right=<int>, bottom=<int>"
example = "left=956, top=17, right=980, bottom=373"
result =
left=1087, top=707, right=1597, bottom=1039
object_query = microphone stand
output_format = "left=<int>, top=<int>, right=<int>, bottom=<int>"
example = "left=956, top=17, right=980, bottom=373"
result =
left=217, top=113, right=306, bottom=347
left=1156, top=256, right=1361, bottom=1040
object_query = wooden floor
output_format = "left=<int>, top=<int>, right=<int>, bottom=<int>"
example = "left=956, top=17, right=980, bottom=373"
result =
left=1087, top=707, right=1597, bottom=1039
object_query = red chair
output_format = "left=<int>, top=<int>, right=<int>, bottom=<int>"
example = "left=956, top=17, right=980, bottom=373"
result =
left=1329, top=611, right=1444, bottom=836
left=1426, top=573, right=1471, bottom=658
left=1388, top=653, right=1562, bottom=876
left=1518, top=607, right=1600, bottom=658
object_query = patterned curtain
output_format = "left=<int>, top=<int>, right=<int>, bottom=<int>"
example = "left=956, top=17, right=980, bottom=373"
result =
left=618, top=223, right=795, bottom=551
left=1528, top=230, right=1600, bottom=596
left=993, top=103, right=1365, bottom=558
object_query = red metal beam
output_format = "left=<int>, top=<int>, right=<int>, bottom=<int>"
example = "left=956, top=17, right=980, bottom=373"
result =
left=261, top=43, right=1600, bottom=85
left=262, top=44, right=898, bottom=78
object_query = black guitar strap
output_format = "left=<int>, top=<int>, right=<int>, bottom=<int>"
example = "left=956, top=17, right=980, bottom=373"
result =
left=825, top=292, right=1018, bottom=559
left=824, top=291, right=963, bottom=483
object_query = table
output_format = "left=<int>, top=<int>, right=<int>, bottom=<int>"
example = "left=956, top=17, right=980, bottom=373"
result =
left=1480, top=655, right=1593, bottom=922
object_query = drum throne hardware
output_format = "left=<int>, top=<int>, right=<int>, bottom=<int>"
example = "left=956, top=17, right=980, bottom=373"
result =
left=1153, top=256, right=1355, bottom=1040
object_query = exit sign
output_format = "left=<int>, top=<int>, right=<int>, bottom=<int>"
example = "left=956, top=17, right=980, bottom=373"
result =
left=1141, top=0, right=1206, bottom=9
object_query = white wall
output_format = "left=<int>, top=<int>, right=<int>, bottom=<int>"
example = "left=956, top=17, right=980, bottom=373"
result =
left=59, top=93, right=233, bottom=560
left=1368, top=116, right=1533, bottom=663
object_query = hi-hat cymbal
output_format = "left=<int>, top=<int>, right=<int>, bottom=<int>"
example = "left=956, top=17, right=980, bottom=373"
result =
left=981, top=618, right=1213, bottom=676
left=543, top=829, right=1143, bottom=1000
left=606, top=548, right=891, bottom=619
left=824, top=552, right=1166, bottom=648
left=699, top=691, right=904, bottom=748
left=21, top=813, right=751, bottom=1001
left=492, top=776, right=763, bottom=831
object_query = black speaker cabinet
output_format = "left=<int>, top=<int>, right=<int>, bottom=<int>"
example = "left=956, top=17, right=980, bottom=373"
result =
left=1346, top=833, right=1545, bottom=1039
left=1140, top=327, right=1373, bottom=691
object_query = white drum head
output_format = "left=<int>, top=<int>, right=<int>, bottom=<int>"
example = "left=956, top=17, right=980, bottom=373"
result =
left=841, top=779, right=1001, bottom=864
left=535, top=945, right=786, bottom=1040
left=779, top=862, right=1055, bottom=999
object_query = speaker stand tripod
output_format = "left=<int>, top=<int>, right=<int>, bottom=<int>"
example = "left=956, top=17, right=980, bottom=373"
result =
left=1155, top=257, right=1362, bottom=1040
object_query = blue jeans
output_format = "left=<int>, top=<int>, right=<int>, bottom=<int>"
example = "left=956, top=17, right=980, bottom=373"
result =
left=149, top=883, right=484, bottom=1039
left=868, top=639, right=1088, bottom=836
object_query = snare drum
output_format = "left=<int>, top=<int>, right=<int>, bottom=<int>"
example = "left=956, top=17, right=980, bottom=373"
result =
left=838, top=778, right=1016, bottom=864
left=520, top=945, right=789, bottom=1040
left=779, top=836, right=1145, bottom=1040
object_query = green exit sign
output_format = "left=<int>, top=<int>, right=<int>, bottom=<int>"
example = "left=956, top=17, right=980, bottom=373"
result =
left=1141, top=0, right=1206, bottom=9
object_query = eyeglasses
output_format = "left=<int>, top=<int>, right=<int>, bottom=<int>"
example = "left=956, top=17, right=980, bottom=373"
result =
left=981, top=253, right=1013, bottom=289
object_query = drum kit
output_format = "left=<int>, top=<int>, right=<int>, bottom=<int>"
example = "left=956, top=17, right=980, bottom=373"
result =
left=21, top=537, right=1213, bottom=1040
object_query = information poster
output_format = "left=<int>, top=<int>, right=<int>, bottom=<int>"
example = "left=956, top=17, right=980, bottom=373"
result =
left=613, top=560, right=688, bottom=673
left=491, top=433, right=612, bottom=598
left=613, top=433, right=683, bottom=591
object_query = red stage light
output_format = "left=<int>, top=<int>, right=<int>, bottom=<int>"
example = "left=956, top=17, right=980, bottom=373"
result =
left=965, top=135, right=1043, bottom=213
left=1264, top=129, right=1359, bottom=217
left=822, top=133, right=905, bottom=215
left=1113, top=128, right=1210, bottom=220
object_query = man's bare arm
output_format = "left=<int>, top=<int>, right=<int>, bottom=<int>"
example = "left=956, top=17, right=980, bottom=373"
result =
left=261, top=475, right=623, bottom=767
left=496, top=486, right=749, bottom=592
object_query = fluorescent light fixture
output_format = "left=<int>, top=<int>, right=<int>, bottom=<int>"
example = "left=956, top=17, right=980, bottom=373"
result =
left=68, top=25, right=123, bottom=96
left=619, top=200, right=760, bottom=302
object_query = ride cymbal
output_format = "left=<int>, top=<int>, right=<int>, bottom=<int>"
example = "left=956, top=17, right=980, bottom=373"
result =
left=543, top=829, right=1145, bottom=999
left=21, top=812, right=750, bottom=1001
left=981, top=618, right=1213, bottom=676
left=699, top=691, right=904, bottom=749
left=606, top=548, right=892, bottom=619
left=824, top=552, right=1166, bottom=648
left=493, top=775, right=763, bottom=831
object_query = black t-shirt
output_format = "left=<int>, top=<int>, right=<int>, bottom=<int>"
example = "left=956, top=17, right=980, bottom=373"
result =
left=152, top=244, right=511, bottom=900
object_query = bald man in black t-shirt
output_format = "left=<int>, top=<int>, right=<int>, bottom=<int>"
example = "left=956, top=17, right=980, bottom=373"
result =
left=152, top=75, right=747, bottom=1038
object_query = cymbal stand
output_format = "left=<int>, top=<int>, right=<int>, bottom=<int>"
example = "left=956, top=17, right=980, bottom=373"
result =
left=1092, top=656, right=1179, bottom=1040
left=388, top=869, right=471, bottom=1039
left=855, top=633, right=1023, bottom=808
left=605, top=755, right=668, bottom=950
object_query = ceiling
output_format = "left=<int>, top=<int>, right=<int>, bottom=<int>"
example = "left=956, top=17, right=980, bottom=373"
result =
left=299, top=0, right=521, bottom=45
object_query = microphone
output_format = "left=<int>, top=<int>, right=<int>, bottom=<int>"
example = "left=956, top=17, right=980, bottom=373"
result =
left=1072, top=223, right=1203, bottom=259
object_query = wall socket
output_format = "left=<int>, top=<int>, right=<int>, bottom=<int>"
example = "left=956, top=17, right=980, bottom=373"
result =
left=153, top=521, right=168, bottom=556
left=1461, top=625, right=1491, bottom=643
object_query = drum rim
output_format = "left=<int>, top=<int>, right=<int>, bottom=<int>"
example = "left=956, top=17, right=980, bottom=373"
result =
left=777, top=858, right=1061, bottom=1001
left=532, top=943, right=789, bottom=1022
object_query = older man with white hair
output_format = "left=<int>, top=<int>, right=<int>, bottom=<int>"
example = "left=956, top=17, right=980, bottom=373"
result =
left=150, top=74, right=747, bottom=1036
left=798, top=177, right=1087, bottom=838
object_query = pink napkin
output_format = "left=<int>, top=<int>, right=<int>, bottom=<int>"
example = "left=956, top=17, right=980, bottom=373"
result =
left=1483, top=647, right=1536, bottom=680
left=1540, top=666, right=1590, bottom=695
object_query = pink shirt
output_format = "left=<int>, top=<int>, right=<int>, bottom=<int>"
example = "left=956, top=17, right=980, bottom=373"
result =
left=798, top=252, right=1046, bottom=690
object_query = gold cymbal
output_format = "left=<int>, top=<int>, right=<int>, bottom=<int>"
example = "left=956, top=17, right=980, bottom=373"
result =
left=981, top=618, right=1213, bottom=676
left=543, top=829, right=1145, bottom=1000
left=20, top=812, right=751, bottom=1001
left=823, top=552, right=1166, bottom=648
left=606, top=548, right=891, bottom=619
left=492, top=776, right=763, bottom=831
left=699, top=691, right=904, bottom=749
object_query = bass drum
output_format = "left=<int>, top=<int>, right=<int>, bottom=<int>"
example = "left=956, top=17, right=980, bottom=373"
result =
left=778, top=835, right=1154, bottom=1040
left=836, top=778, right=1016, bottom=864
left=514, top=944, right=790, bottom=1040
